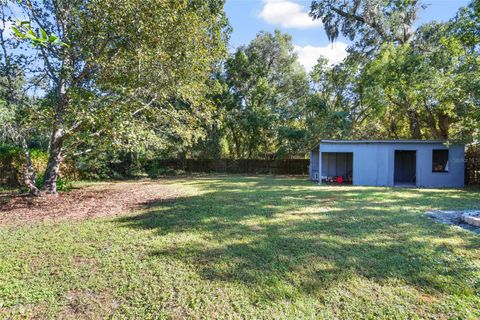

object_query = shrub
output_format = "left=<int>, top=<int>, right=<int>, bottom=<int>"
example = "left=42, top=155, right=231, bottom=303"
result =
left=0, top=144, right=73, bottom=190
left=76, top=156, right=112, bottom=180
left=35, top=172, right=72, bottom=192
left=146, top=162, right=166, bottom=178
left=146, top=162, right=186, bottom=178
left=0, top=144, right=22, bottom=188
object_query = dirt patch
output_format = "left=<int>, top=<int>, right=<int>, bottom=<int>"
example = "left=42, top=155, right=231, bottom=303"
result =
left=0, top=180, right=182, bottom=226
left=59, top=289, right=119, bottom=319
left=426, top=210, right=480, bottom=234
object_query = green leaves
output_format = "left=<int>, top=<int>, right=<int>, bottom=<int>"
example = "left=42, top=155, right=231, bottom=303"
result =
left=219, top=30, right=309, bottom=158
left=87, top=0, right=229, bottom=155
left=10, top=26, right=25, bottom=39
left=11, top=21, right=68, bottom=48
left=307, top=1, right=480, bottom=142
left=310, top=0, right=420, bottom=50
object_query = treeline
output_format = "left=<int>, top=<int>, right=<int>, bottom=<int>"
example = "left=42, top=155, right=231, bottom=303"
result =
left=190, top=0, right=480, bottom=159
left=1, top=0, right=479, bottom=194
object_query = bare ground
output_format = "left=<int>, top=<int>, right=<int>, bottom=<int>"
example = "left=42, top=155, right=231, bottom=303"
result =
left=0, top=180, right=182, bottom=226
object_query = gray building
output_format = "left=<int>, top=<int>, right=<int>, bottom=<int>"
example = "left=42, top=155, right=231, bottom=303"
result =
left=309, top=140, right=465, bottom=188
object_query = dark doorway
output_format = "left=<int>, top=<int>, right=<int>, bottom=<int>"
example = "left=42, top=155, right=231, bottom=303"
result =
left=394, top=150, right=416, bottom=185
left=321, top=152, right=353, bottom=183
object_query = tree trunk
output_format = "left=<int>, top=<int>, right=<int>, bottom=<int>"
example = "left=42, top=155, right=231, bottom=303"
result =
left=42, top=75, right=68, bottom=194
left=230, top=125, right=241, bottom=159
left=20, top=136, right=40, bottom=196
left=42, top=128, right=64, bottom=194
left=407, top=109, right=422, bottom=139
left=438, top=113, right=449, bottom=140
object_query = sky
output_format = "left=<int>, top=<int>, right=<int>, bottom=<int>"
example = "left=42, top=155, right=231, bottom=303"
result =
left=225, top=0, right=471, bottom=72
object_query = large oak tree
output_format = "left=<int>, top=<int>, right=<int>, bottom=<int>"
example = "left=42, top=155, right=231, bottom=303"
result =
left=2, top=0, right=228, bottom=194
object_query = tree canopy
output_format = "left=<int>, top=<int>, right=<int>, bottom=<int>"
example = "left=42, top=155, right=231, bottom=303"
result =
left=1, top=0, right=229, bottom=193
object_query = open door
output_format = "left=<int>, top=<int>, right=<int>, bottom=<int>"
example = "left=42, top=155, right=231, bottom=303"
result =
left=394, top=150, right=416, bottom=186
left=321, top=152, right=353, bottom=184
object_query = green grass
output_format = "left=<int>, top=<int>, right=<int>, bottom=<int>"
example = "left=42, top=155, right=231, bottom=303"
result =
left=1, top=176, right=479, bottom=319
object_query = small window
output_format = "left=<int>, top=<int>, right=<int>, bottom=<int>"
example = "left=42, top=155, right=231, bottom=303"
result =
left=432, top=149, right=449, bottom=172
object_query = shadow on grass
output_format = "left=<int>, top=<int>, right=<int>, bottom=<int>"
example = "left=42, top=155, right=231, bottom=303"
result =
left=115, top=176, right=480, bottom=299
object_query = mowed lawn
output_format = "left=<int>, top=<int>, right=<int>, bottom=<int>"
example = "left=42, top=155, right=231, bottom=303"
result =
left=1, top=176, right=479, bottom=319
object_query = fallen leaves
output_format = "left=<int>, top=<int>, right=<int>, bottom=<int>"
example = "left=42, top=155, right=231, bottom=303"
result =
left=0, top=180, right=182, bottom=226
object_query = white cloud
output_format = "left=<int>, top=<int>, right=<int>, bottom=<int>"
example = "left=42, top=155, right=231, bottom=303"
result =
left=2, top=21, right=15, bottom=39
left=294, top=42, right=348, bottom=72
left=2, top=17, right=30, bottom=40
left=259, top=0, right=322, bottom=29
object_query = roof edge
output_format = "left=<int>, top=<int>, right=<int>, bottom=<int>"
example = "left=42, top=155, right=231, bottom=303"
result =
left=319, top=139, right=451, bottom=144
left=308, top=140, right=467, bottom=151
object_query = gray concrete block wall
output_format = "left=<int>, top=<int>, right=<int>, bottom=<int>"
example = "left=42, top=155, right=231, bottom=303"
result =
left=310, top=141, right=464, bottom=188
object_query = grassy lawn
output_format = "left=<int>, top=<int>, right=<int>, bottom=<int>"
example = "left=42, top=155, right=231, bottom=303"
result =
left=0, top=176, right=479, bottom=319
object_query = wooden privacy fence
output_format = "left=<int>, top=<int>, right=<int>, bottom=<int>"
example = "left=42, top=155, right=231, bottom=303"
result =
left=146, top=159, right=310, bottom=175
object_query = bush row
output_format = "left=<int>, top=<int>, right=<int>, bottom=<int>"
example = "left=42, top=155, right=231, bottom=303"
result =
left=0, top=145, right=72, bottom=190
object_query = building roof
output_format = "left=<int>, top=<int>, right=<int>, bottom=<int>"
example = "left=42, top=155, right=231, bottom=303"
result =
left=320, top=139, right=447, bottom=144
left=309, top=139, right=457, bottom=151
